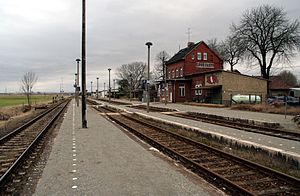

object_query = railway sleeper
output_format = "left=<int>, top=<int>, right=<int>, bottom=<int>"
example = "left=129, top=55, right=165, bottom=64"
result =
left=224, top=170, right=256, bottom=179
left=211, top=165, right=241, bottom=173
left=257, top=187, right=300, bottom=195
left=240, top=177, right=280, bottom=186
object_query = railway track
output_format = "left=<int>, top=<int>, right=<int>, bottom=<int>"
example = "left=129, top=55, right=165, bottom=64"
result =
left=98, top=109, right=300, bottom=195
left=166, top=112, right=300, bottom=142
left=0, top=99, right=70, bottom=190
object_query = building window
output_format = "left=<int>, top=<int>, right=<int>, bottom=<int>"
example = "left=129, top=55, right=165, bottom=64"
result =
left=172, top=70, right=175, bottom=78
left=203, top=52, right=207, bottom=60
left=180, top=67, right=183, bottom=77
left=179, top=83, right=185, bottom=97
left=192, top=53, right=195, bottom=60
left=197, top=52, right=201, bottom=60
left=175, top=68, right=179, bottom=77
left=195, top=84, right=202, bottom=95
left=168, top=70, right=171, bottom=79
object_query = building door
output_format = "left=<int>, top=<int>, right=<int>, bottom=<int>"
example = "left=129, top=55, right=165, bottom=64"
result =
left=169, top=92, right=172, bottom=102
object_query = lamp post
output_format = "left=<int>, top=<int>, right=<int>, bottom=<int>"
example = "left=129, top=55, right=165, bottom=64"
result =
left=104, top=82, right=106, bottom=97
left=113, top=79, right=116, bottom=99
left=163, top=55, right=167, bottom=105
left=90, top=81, right=93, bottom=96
left=108, top=68, right=111, bottom=102
left=96, top=77, right=99, bottom=99
left=76, top=59, right=80, bottom=86
left=81, top=0, right=87, bottom=128
left=129, top=74, right=132, bottom=102
left=145, top=42, right=152, bottom=113
left=74, top=73, right=77, bottom=95
left=75, top=59, right=80, bottom=107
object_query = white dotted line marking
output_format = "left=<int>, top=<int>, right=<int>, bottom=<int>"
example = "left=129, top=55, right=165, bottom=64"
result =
left=72, top=100, right=78, bottom=190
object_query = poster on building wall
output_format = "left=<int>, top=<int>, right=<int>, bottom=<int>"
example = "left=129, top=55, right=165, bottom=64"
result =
left=205, top=72, right=222, bottom=86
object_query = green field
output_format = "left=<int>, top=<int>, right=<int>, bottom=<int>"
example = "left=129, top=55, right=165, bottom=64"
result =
left=0, top=94, right=54, bottom=107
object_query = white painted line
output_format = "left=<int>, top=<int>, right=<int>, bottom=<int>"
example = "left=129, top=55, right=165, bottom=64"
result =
left=72, top=177, right=78, bottom=181
left=279, top=144, right=283, bottom=146
left=73, top=154, right=76, bottom=157
left=73, top=159, right=77, bottom=161
left=72, top=170, right=76, bottom=173
left=73, top=163, right=77, bottom=166
left=72, top=146, right=76, bottom=149
left=291, top=147, right=295, bottom=149
left=73, top=150, right=76, bottom=152
left=72, top=185, right=78, bottom=189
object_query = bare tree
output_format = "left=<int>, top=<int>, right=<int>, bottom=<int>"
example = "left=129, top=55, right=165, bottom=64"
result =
left=117, top=62, right=146, bottom=95
left=232, top=4, right=300, bottom=79
left=206, top=38, right=220, bottom=55
left=279, top=70, right=298, bottom=86
left=153, top=51, right=170, bottom=80
left=219, top=35, right=246, bottom=71
left=21, top=71, right=38, bottom=105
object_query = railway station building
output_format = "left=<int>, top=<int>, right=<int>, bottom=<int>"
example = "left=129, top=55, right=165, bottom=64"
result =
left=157, top=41, right=268, bottom=104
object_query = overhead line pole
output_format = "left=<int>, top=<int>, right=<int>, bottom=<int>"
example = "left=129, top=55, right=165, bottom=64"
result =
left=81, top=0, right=87, bottom=128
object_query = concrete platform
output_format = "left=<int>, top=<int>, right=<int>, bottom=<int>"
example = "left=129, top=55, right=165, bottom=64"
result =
left=34, top=100, right=223, bottom=195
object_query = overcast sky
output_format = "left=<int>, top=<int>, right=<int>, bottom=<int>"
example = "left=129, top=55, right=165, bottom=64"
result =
left=0, top=0, right=299, bottom=93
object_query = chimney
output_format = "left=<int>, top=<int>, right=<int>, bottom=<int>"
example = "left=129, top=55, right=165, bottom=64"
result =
left=187, top=42, right=194, bottom=48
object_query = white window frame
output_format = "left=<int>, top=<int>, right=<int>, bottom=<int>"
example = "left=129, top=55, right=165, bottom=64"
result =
left=197, top=52, right=201, bottom=60
left=179, top=83, right=185, bottom=97
left=192, top=53, right=195, bottom=60
left=180, top=67, right=183, bottom=77
left=195, top=84, right=202, bottom=95
left=168, top=70, right=171, bottom=79
left=203, top=52, right=207, bottom=60
left=172, top=70, right=175, bottom=78
left=175, top=68, right=179, bottom=77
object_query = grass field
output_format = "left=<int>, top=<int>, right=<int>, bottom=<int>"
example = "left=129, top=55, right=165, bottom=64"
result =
left=0, top=94, right=54, bottom=107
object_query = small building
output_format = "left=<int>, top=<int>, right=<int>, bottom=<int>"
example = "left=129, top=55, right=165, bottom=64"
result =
left=157, top=41, right=268, bottom=104
left=268, top=76, right=291, bottom=96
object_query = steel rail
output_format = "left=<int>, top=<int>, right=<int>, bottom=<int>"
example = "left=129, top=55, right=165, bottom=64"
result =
left=0, top=101, right=62, bottom=143
left=106, top=113, right=300, bottom=195
left=167, top=112, right=300, bottom=142
left=0, top=99, right=70, bottom=187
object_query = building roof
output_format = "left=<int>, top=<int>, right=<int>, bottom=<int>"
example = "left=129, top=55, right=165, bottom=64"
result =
left=269, top=76, right=291, bottom=90
left=166, top=42, right=200, bottom=65
left=166, top=41, right=223, bottom=65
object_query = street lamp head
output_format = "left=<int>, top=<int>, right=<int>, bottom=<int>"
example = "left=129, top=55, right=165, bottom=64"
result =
left=97, top=77, right=99, bottom=80
left=108, top=68, right=111, bottom=71
left=145, top=42, right=153, bottom=47
left=76, top=59, right=81, bottom=62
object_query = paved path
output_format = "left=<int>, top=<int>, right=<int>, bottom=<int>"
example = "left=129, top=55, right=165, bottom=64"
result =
left=34, top=100, right=222, bottom=195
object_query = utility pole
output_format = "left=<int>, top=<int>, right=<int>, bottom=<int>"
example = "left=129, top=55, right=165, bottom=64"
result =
left=108, top=68, right=111, bottom=103
left=145, top=42, right=152, bottom=113
left=81, top=0, right=87, bottom=128
left=96, top=77, right=99, bottom=99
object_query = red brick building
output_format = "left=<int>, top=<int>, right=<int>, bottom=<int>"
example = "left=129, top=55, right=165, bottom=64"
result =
left=158, top=41, right=267, bottom=104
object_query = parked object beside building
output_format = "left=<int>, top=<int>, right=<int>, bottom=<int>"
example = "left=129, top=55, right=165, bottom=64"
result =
left=157, top=41, right=268, bottom=105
